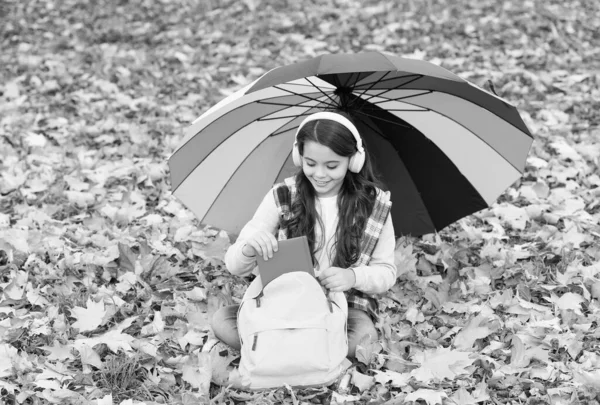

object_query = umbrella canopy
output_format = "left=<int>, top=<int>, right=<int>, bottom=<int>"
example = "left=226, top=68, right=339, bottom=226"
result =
left=168, top=52, right=533, bottom=237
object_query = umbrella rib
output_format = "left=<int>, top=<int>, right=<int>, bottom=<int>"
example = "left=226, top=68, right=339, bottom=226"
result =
left=352, top=109, right=413, bottom=129
left=343, top=71, right=358, bottom=88
left=363, top=90, right=433, bottom=105
left=415, top=108, right=526, bottom=174
left=256, top=100, right=338, bottom=109
left=273, top=84, right=338, bottom=109
left=350, top=114, right=389, bottom=139
left=346, top=71, right=392, bottom=110
left=272, top=124, right=301, bottom=137
left=198, top=108, right=322, bottom=225
left=359, top=75, right=423, bottom=104
left=302, top=78, right=340, bottom=107
left=269, top=102, right=333, bottom=137
left=273, top=150, right=297, bottom=185
left=172, top=93, right=331, bottom=190
left=354, top=73, right=422, bottom=89
left=256, top=94, right=335, bottom=122
left=258, top=112, right=332, bottom=121
left=366, top=108, right=430, bottom=112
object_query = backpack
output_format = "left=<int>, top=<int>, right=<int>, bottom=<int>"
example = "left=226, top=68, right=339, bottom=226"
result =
left=236, top=271, right=350, bottom=389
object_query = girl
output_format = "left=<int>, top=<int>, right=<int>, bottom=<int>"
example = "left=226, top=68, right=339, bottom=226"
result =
left=211, top=110, right=397, bottom=358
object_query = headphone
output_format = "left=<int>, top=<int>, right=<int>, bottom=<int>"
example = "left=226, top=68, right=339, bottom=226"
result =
left=292, top=111, right=366, bottom=173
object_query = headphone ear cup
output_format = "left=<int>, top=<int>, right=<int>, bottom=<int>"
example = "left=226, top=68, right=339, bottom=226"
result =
left=348, top=151, right=365, bottom=173
left=292, top=143, right=302, bottom=167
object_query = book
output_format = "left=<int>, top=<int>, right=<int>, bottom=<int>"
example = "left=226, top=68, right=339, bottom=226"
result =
left=256, top=235, right=315, bottom=287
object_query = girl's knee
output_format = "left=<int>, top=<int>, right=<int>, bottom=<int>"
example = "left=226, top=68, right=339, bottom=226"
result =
left=347, top=309, right=378, bottom=358
left=210, top=305, right=241, bottom=350
left=210, top=306, right=236, bottom=335
left=348, top=309, right=378, bottom=341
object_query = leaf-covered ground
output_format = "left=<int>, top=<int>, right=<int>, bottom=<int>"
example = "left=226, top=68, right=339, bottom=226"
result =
left=1, top=0, right=600, bottom=404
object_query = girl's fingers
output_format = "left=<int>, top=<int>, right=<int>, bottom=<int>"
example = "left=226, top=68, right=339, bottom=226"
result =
left=249, top=241, right=263, bottom=258
left=248, top=231, right=278, bottom=261
left=270, top=233, right=278, bottom=252
left=259, top=234, right=273, bottom=260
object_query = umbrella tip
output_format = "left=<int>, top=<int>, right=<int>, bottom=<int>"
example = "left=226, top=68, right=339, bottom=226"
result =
left=486, top=79, right=499, bottom=96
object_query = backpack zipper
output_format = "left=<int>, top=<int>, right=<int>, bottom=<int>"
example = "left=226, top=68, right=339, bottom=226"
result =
left=255, top=291, right=264, bottom=308
left=252, top=334, right=258, bottom=351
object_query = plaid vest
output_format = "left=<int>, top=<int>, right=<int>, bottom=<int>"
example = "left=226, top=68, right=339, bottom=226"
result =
left=273, top=176, right=392, bottom=320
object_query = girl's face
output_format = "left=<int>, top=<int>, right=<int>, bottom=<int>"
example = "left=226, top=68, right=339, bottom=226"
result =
left=301, top=141, right=350, bottom=198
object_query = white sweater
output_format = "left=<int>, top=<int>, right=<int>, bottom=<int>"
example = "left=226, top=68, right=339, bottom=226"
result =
left=224, top=189, right=397, bottom=295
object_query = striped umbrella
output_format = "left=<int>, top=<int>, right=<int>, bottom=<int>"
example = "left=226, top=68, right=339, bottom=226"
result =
left=168, top=52, right=533, bottom=237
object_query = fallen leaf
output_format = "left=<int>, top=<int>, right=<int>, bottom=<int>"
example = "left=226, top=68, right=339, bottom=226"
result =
left=355, top=335, right=382, bottom=366
left=450, top=387, right=477, bottom=404
left=405, top=388, right=448, bottom=405
left=351, top=368, right=375, bottom=392
left=141, top=311, right=165, bottom=335
left=573, top=369, right=600, bottom=390
left=372, top=369, right=411, bottom=387
left=77, top=344, right=102, bottom=368
left=96, top=393, right=112, bottom=405
left=71, top=298, right=106, bottom=332
left=453, top=314, right=498, bottom=350
left=40, top=341, right=75, bottom=361
left=182, top=352, right=211, bottom=396
left=410, top=347, right=474, bottom=383
left=554, top=292, right=585, bottom=312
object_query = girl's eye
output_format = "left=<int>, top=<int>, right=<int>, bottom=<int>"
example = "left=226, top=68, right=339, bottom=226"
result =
left=304, top=162, right=337, bottom=169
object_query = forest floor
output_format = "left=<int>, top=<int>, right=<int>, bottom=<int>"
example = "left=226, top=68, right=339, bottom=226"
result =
left=1, top=0, right=600, bottom=404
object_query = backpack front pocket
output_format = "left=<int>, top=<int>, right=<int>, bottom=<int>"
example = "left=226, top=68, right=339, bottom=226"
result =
left=247, top=327, right=330, bottom=376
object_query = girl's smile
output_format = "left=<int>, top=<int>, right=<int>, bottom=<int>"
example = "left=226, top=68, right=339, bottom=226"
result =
left=302, top=141, right=350, bottom=198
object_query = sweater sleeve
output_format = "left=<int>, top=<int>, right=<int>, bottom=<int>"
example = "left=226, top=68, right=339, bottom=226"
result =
left=351, top=211, right=397, bottom=294
left=223, top=189, right=281, bottom=277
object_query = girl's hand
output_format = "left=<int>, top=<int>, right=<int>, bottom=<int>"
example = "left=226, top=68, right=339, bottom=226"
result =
left=242, top=230, right=278, bottom=261
left=318, top=267, right=356, bottom=292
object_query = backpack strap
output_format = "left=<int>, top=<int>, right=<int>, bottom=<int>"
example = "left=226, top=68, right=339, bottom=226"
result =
left=346, top=188, right=393, bottom=321
left=355, top=189, right=392, bottom=267
left=272, top=175, right=297, bottom=240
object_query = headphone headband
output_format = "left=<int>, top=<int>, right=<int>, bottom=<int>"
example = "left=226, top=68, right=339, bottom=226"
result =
left=295, top=112, right=364, bottom=153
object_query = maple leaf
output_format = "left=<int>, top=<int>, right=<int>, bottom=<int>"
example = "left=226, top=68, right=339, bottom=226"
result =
left=76, top=343, right=102, bottom=368
left=405, top=388, right=448, bottom=405
left=141, top=311, right=165, bottom=336
left=410, top=347, right=474, bottom=383
left=372, top=369, right=411, bottom=387
left=453, top=314, right=499, bottom=350
left=394, top=240, right=418, bottom=279
left=450, top=387, right=478, bottom=405
left=355, top=334, right=382, bottom=366
left=71, top=298, right=106, bottom=332
left=74, top=329, right=135, bottom=354
left=351, top=368, right=375, bottom=392
left=550, top=292, right=586, bottom=313
left=207, top=344, right=238, bottom=386
left=25, top=282, right=50, bottom=307
left=573, top=369, right=600, bottom=390
left=40, top=341, right=75, bottom=361
left=185, top=287, right=208, bottom=301
left=96, top=393, right=112, bottom=405
left=2, top=269, right=28, bottom=300
left=118, top=243, right=137, bottom=274
left=0, top=343, right=19, bottom=378
left=591, top=281, right=600, bottom=300
left=192, top=230, right=231, bottom=260
left=182, top=352, right=211, bottom=395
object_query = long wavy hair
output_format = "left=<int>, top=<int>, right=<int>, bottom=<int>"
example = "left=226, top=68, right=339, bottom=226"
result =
left=283, top=112, right=385, bottom=269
